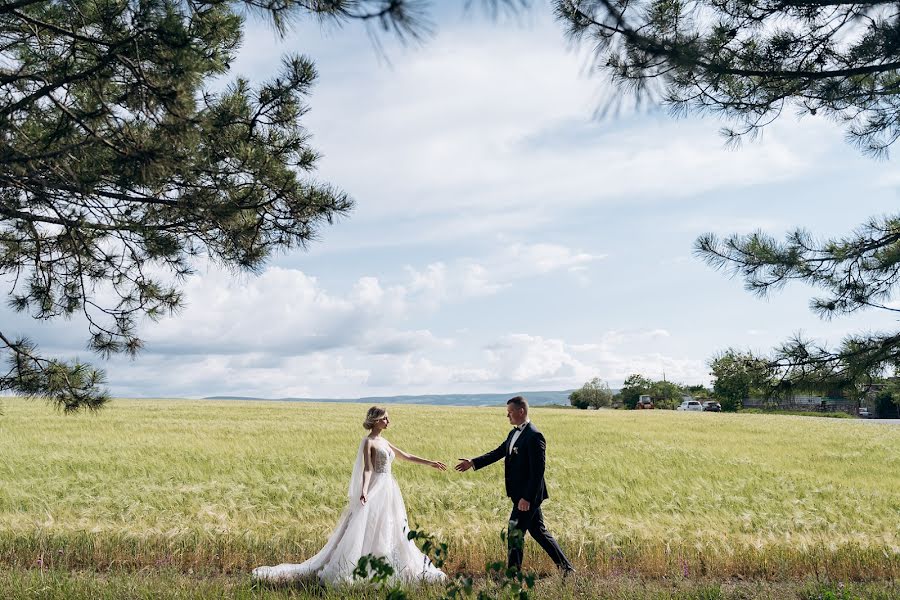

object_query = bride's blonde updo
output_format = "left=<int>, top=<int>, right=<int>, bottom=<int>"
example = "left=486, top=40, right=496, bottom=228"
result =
left=363, top=406, right=387, bottom=430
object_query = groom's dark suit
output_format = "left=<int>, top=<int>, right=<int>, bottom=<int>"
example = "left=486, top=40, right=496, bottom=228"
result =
left=472, top=421, right=572, bottom=572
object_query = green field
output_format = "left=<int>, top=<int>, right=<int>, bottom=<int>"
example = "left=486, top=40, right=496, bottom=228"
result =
left=1, top=399, right=898, bottom=598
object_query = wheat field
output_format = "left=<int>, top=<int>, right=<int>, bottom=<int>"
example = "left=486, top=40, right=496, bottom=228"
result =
left=1, top=398, right=898, bottom=588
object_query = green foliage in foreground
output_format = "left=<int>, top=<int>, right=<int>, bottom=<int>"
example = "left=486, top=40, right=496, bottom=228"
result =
left=0, top=399, right=898, bottom=581
left=0, top=569, right=898, bottom=600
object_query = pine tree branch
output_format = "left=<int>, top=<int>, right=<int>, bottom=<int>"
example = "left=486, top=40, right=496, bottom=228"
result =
left=9, top=8, right=112, bottom=46
left=565, top=0, right=900, bottom=80
left=0, top=330, right=109, bottom=411
left=0, top=0, right=48, bottom=16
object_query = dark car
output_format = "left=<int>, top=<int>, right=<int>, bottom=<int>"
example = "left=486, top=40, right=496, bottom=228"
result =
left=702, top=400, right=722, bottom=412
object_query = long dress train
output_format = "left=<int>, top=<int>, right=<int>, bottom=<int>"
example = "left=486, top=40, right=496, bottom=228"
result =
left=252, top=438, right=446, bottom=585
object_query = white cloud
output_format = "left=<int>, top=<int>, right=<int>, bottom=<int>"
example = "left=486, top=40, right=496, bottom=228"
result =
left=100, top=324, right=714, bottom=398
left=361, top=329, right=454, bottom=356
left=502, top=242, right=601, bottom=275
left=142, top=266, right=398, bottom=356
left=227, top=9, right=826, bottom=254
left=485, top=334, right=594, bottom=383
left=401, top=262, right=503, bottom=309
left=85, top=255, right=714, bottom=397
left=133, top=239, right=600, bottom=358
left=105, top=352, right=371, bottom=399
left=564, top=329, right=707, bottom=386
left=402, top=241, right=604, bottom=307
left=475, top=329, right=704, bottom=391
left=362, top=355, right=494, bottom=390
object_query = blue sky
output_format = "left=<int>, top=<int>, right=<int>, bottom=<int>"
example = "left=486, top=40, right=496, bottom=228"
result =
left=3, top=2, right=897, bottom=398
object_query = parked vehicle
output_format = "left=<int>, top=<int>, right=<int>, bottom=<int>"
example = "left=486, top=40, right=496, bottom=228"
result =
left=858, top=407, right=873, bottom=418
left=636, top=394, right=654, bottom=409
left=677, top=400, right=704, bottom=412
left=702, top=401, right=722, bottom=412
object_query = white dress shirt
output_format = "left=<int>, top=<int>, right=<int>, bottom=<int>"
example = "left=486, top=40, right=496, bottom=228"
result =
left=508, top=420, right=530, bottom=454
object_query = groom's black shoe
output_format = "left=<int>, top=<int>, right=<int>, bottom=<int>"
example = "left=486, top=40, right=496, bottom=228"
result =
left=560, top=565, right=576, bottom=579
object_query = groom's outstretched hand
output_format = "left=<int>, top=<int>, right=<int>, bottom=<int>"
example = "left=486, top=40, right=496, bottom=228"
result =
left=454, top=458, right=473, bottom=472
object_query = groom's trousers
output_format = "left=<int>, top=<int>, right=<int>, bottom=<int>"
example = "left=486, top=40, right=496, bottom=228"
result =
left=507, top=503, right=572, bottom=571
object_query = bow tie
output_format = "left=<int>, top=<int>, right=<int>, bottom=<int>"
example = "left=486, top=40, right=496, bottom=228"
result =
left=511, top=425, right=525, bottom=434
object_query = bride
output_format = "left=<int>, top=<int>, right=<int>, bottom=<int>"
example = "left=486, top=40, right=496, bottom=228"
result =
left=252, top=406, right=448, bottom=585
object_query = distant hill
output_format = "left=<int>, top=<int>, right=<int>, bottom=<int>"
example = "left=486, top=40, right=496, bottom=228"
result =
left=202, top=390, right=583, bottom=407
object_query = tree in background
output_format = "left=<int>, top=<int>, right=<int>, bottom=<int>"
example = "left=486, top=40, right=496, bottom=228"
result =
left=0, top=0, right=517, bottom=411
left=556, top=1, right=900, bottom=394
left=685, top=384, right=711, bottom=400
left=646, top=379, right=684, bottom=410
left=871, top=379, right=900, bottom=418
left=569, top=377, right=614, bottom=409
left=615, top=373, right=687, bottom=409
left=709, top=349, right=773, bottom=412
left=616, top=373, right=653, bottom=409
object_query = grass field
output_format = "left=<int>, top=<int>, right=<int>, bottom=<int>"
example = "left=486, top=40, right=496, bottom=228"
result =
left=1, top=398, right=898, bottom=598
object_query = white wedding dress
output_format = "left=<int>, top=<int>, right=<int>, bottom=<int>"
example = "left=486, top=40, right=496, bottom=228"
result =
left=252, top=437, right=446, bottom=585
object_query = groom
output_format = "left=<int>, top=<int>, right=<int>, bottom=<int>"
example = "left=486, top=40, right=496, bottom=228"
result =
left=455, top=396, right=574, bottom=575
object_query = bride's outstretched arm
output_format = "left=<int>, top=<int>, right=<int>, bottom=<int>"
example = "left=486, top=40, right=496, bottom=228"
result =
left=387, top=441, right=447, bottom=471
left=360, top=439, right=373, bottom=504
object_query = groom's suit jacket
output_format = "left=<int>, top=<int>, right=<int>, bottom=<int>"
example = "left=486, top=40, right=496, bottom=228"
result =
left=471, top=422, right=549, bottom=506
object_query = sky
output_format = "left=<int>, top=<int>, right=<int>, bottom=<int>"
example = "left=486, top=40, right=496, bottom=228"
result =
left=3, top=2, right=899, bottom=399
